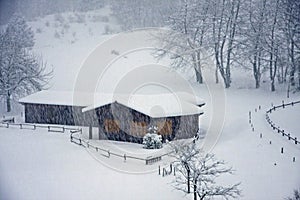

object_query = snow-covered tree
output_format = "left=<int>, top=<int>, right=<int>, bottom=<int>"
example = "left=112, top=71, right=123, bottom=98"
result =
left=170, top=141, right=241, bottom=200
left=158, top=0, right=213, bottom=84
left=281, top=0, right=300, bottom=91
left=211, top=0, right=241, bottom=88
left=142, top=125, right=162, bottom=149
left=287, top=189, right=300, bottom=200
left=0, top=14, right=52, bottom=112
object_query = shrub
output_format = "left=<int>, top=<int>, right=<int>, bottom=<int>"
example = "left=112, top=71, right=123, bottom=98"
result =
left=143, top=133, right=163, bottom=149
left=143, top=125, right=162, bottom=149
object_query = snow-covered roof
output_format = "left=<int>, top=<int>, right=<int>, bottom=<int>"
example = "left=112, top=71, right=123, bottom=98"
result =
left=19, top=90, right=205, bottom=118
left=83, top=92, right=204, bottom=118
left=18, top=90, right=92, bottom=107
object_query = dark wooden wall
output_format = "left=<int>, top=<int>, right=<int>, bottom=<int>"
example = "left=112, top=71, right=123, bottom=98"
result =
left=95, top=102, right=200, bottom=143
left=24, top=102, right=200, bottom=143
left=24, top=103, right=98, bottom=127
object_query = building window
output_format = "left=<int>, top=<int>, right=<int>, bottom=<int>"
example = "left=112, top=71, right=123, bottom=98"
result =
left=130, top=121, right=147, bottom=137
left=157, top=120, right=172, bottom=136
left=104, top=119, right=120, bottom=133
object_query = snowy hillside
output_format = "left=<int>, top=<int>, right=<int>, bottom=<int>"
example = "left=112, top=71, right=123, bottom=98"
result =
left=1, top=4, right=300, bottom=200
left=29, top=6, right=120, bottom=91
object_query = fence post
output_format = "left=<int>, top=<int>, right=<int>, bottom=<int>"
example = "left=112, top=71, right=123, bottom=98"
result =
left=288, top=134, right=291, bottom=140
left=89, top=125, right=92, bottom=139
left=281, top=147, right=284, bottom=154
left=293, top=157, right=296, bottom=162
left=108, top=150, right=110, bottom=158
left=174, top=167, right=176, bottom=176
left=295, top=138, right=298, bottom=145
left=124, top=154, right=126, bottom=162
left=170, top=163, right=172, bottom=173
left=158, top=165, right=161, bottom=175
left=260, top=133, right=262, bottom=138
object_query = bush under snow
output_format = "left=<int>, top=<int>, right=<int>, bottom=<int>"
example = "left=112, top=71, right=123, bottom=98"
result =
left=142, top=125, right=162, bottom=149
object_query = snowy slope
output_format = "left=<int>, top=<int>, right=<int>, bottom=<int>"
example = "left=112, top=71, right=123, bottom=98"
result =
left=0, top=5, right=300, bottom=200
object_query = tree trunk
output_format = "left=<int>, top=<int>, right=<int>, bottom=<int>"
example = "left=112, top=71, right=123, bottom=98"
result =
left=196, top=51, right=203, bottom=84
left=271, top=79, right=275, bottom=92
left=193, top=181, right=197, bottom=200
left=298, top=64, right=300, bottom=90
left=6, top=91, right=11, bottom=112
left=187, top=169, right=190, bottom=193
left=195, top=68, right=203, bottom=84
left=215, top=67, right=219, bottom=84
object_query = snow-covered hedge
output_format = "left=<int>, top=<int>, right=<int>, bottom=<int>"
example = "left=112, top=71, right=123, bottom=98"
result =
left=143, top=133, right=163, bottom=149
left=142, top=126, right=163, bottom=149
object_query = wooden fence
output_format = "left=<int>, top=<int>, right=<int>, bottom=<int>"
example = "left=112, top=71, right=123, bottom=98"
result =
left=0, top=122, right=81, bottom=133
left=0, top=121, right=166, bottom=165
left=70, top=130, right=165, bottom=165
left=266, top=100, right=300, bottom=145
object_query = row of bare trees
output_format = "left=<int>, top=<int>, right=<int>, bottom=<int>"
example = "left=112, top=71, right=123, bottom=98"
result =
left=160, top=0, right=300, bottom=91
left=111, top=0, right=300, bottom=91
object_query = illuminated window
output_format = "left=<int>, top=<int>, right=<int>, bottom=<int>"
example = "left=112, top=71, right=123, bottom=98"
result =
left=104, top=119, right=120, bottom=133
left=157, top=120, right=172, bottom=136
left=130, top=121, right=147, bottom=136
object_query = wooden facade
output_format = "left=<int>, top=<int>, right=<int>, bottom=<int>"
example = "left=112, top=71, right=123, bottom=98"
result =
left=95, top=102, right=199, bottom=143
left=23, top=101, right=200, bottom=144
left=24, top=103, right=98, bottom=127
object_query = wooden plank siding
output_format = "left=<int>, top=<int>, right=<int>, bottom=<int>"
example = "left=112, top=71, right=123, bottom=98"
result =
left=96, top=102, right=199, bottom=143
left=23, top=101, right=200, bottom=143
left=24, top=103, right=98, bottom=127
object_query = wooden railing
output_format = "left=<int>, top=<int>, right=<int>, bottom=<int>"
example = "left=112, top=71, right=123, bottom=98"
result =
left=70, top=130, right=165, bottom=165
left=266, top=100, right=300, bottom=145
left=0, top=121, right=167, bottom=165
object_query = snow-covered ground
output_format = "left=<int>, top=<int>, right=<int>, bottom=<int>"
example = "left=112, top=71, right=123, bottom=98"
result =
left=0, top=7, right=300, bottom=200
left=1, top=88, right=299, bottom=200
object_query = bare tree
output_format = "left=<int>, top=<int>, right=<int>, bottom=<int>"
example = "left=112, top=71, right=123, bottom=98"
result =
left=157, top=0, right=214, bottom=84
left=281, top=0, right=300, bottom=90
left=241, top=0, right=268, bottom=89
left=211, top=0, right=241, bottom=88
left=287, top=189, right=300, bottom=200
left=0, top=14, right=52, bottom=112
left=170, top=141, right=241, bottom=200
